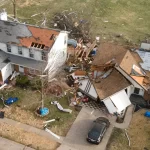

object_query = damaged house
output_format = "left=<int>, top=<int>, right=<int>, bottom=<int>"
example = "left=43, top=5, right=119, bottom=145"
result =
left=79, top=42, right=150, bottom=114
left=0, top=20, right=67, bottom=84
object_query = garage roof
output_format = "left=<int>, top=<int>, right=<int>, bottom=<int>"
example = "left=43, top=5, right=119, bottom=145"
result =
left=94, top=68, right=131, bottom=100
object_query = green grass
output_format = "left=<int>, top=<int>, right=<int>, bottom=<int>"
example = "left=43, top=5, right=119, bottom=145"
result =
left=1, top=0, right=150, bottom=44
left=106, top=128, right=130, bottom=150
left=0, top=87, right=78, bottom=136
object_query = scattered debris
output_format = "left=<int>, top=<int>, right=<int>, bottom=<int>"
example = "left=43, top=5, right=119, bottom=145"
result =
left=125, top=129, right=130, bottom=147
left=5, top=97, right=18, bottom=105
left=51, top=101, right=72, bottom=113
left=51, top=11, right=91, bottom=42
left=44, top=128, right=61, bottom=139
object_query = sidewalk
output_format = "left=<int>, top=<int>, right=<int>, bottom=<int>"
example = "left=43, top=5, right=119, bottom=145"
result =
left=0, top=136, right=34, bottom=150
left=0, top=118, right=64, bottom=143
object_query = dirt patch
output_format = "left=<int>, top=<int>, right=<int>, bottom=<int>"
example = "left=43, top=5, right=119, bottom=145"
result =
left=128, top=109, right=150, bottom=150
left=0, top=122, right=59, bottom=150
left=3, top=107, right=43, bottom=129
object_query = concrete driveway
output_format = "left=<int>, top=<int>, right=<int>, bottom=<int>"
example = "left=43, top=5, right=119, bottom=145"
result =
left=58, top=107, right=116, bottom=150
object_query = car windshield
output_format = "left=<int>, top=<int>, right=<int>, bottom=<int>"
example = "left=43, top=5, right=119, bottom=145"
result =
left=88, top=130, right=100, bottom=140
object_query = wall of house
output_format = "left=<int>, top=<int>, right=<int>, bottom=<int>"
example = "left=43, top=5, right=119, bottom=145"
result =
left=34, top=50, right=42, bottom=60
left=11, top=45, right=18, bottom=54
left=22, top=47, right=29, bottom=57
left=0, top=42, right=44, bottom=61
left=1, top=63, right=13, bottom=82
left=0, top=42, right=7, bottom=51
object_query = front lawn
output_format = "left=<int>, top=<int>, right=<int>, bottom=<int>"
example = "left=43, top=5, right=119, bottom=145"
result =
left=0, top=87, right=79, bottom=136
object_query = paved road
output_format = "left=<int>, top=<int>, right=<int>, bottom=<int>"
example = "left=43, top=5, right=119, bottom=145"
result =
left=58, top=107, right=115, bottom=150
left=0, top=137, right=34, bottom=150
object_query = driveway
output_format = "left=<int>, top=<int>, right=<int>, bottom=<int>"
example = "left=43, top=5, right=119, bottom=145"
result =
left=57, top=106, right=116, bottom=150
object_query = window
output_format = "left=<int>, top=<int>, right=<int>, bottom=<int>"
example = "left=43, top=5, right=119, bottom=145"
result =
left=134, top=88, right=140, bottom=94
left=18, top=47, right=22, bottom=55
left=7, top=44, right=11, bottom=52
left=29, top=49, right=34, bottom=58
left=42, top=51, right=47, bottom=61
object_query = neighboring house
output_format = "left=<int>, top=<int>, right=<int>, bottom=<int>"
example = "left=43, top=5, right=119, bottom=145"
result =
left=0, top=20, right=62, bottom=83
left=90, top=42, right=150, bottom=114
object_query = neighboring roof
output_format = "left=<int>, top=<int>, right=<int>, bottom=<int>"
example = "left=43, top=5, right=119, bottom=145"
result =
left=0, top=50, right=46, bottom=71
left=92, top=42, right=127, bottom=65
left=136, top=50, right=150, bottom=71
left=0, top=20, right=60, bottom=50
left=93, top=68, right=131, bottom=99
left=141, top=43, right=150, bottom=50
left=120, top=50, right=139, bottom=74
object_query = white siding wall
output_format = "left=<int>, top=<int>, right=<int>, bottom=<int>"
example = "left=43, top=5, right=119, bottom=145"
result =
left=1, top=63, right=13, bottom=82
left=11, top=45, right=18, bottom=54
left=34, top=50, right=42, bottom=60
left=0, top=42, right=7, bottom=52
left=127, top=85, right=134, bottom=97
left=0, top=42, right=43, bottom=61
left=22, top=47, right=29, bottom=58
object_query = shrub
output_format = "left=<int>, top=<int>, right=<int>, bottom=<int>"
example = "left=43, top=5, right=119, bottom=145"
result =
left=16, top=75, right=30, bottom=88
left=30, top=77, right=41, bottom=90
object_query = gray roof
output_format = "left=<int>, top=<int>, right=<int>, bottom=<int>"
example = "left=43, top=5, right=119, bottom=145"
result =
left=0, top=21, right=32, bottom=44
left=0, top=20, right=60, bottom=50
left=0, top=50, right=46, bottom=71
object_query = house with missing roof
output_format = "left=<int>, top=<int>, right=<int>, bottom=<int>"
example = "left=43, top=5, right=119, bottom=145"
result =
left=78, top=42, right=150, bottom=115
left=0, top=20, right=68, bottom=84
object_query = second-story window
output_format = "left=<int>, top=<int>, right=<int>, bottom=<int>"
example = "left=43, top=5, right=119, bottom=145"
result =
left=29, top=49, right=34, bottom=58
left=7, top=44, right=11, bottom=52
left=42, top=51, right=47, bottom=61
left=18, top=47, right=22, bottom=55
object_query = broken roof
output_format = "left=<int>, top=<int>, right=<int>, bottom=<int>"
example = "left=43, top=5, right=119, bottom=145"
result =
left=92, top=42, right=127, bottom=65
left=0, top=20, right=60, bottom=50
left=0, top=50, right=46, bottom=71
left=94, top=68, right=131, bottom=99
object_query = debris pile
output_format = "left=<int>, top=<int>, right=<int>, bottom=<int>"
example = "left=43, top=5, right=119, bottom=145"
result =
left=51, top=11, right=91, bottom=42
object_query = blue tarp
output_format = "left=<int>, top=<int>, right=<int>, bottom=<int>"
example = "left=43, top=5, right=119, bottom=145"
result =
left=67, top=39, right=77, bottom=48
left=144, top=111, right=150, bottom=118
left=5, top=97, right=18, bottom=105
left=40, top=107, right=49, bottom=116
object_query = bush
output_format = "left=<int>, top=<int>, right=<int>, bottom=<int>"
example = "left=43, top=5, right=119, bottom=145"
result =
left=30, top=77, right=41, bottom=90
left=16, top=75, right=30, bottom=88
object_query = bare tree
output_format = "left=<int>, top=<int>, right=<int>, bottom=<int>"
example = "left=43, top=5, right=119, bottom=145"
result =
left=11, top=0, right=17, bottom=18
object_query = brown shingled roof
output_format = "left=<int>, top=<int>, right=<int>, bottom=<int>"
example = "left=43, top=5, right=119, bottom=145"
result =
left=92, top=42, right=127, bottom=65
left=94, top=68, right=131, bottom=99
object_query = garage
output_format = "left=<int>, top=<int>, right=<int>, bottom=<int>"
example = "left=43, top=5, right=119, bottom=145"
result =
left=103, top=89, right=131, bottom=114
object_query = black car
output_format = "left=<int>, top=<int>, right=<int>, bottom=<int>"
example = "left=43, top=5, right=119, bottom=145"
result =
left=87, top=117, right=110, bottom=144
